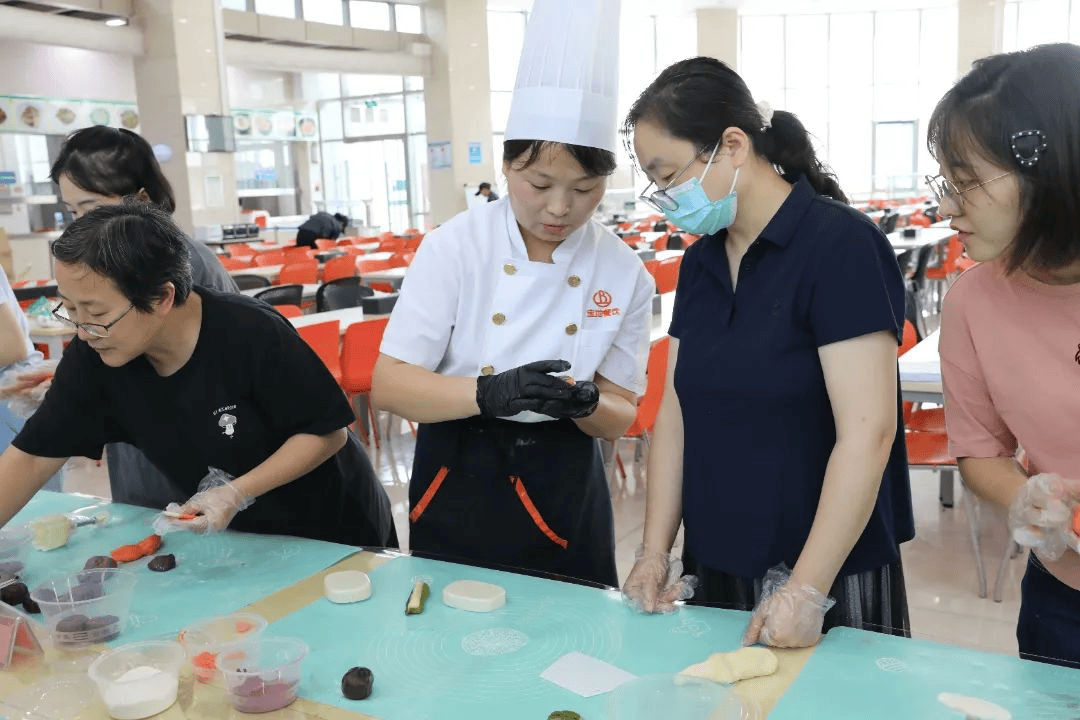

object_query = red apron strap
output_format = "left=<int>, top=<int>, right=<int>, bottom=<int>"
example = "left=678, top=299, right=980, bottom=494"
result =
left=509, top=475, right=569, bottom=549
left=409, top=465, right=450, bottom=523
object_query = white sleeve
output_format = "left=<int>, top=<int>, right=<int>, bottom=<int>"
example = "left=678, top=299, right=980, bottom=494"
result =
left=379, top=231, right=462, bottom=371
left=597, top=264, right=654, bottom=395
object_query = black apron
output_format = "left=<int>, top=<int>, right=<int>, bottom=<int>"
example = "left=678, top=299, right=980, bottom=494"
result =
left=408, top=416, right=617, bottom=588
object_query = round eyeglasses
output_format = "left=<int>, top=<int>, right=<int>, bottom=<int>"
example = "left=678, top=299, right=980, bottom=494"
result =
left=52, top=301, right=135, bottom=339
left=638, top=142, right=721, bottom=212
left=924, top=171, right=1012, bottom=211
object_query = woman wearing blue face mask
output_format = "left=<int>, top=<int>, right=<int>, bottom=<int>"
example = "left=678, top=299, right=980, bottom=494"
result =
left=620, top=57, right=914, bottom=649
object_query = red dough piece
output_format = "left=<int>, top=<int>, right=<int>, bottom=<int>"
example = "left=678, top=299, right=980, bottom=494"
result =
left=193, top=651, right=218, bottom=670
left=236, top=621, right=255, bottom=633
left=111, top=533, right=163, bottom=563
left=135, top=534, right=162, bottom=555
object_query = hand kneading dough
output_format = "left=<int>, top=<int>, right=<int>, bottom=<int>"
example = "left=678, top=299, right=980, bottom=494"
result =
left=677, top=647, right=778, bottom=684
left=937, top=693, right=1012, bottom=720
left=324, top=570, right=372, bottom=603
left=442, top=580, right=506, bottom=612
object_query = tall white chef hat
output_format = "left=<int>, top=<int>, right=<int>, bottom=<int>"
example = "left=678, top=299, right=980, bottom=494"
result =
left=503, top=0, right=621, bottom=154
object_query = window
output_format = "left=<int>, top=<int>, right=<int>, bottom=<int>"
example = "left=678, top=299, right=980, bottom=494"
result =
left=350, top=1, right=391, bottom=30
left=342, top=74, right=403, bottom=96
left=1003, top=0, right=1073, bottom=50
left=487, top=10, right=528, bottom=139
left=303, top=0, right=344, bottom=25
left=395, top=3, right=422, bottom=33
left=254, top=0, right=296, bottom=18
left=873, top=121, right=918, bottom=194
left=221, top=0, right=249, bottom=10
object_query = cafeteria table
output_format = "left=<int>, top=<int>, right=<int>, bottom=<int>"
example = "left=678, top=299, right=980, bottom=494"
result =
left=888, top=226, right=955, bottom=254
left=897, top=329, right=957, bottom=508
left=360, top=267, right=407, bottom=289
left=2, top=491, right=1076, bottom=719
left=289, top=306, right=368, bottom=333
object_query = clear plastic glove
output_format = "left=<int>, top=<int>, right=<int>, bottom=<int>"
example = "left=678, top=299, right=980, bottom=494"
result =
left=152, top=468, right=253, bottom=535
left=0, top=359, right=58, bottom=419
left=475, top=359, right=577, bottom=418
left=742, top=564, right=836, bottom=649
left=1009, top=473, right=1080, bottom=563
left=621, top=546, right=698, bottom=613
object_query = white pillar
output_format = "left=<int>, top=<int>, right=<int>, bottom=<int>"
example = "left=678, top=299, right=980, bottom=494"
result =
left=958, top=0, right=1005, bottom=76
left=421, top=0, right=495, bottom=226
left=696, top=8, right=738, bottom=70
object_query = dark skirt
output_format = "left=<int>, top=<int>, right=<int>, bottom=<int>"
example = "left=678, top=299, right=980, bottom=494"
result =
left=683, top=547, right=911, bottom=638
left=408, top=416, right=617, bottom=588
left=1017, top=553, right=1080, bottom=669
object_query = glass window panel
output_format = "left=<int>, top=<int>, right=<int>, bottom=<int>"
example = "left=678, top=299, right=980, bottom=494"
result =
left=300, top=72, right=342, bottom=101
left=1072, top=0, right=1080, bottom=42
left=235, top=143, right=294, bottom=190
left=343, top=94, right=405, bottom=137
left=829, top=13, right=872, bottom=87
left=254, top=0, right=296, bottom=18
left=873, top=121, right=918, bottom=193
left=828, top=85, right=873, bottom=197
left=221, top=0, right=248, bottom=10
left=873, top=83, right=917, bottom=121
left=873, top=10, right=919, bottom=86
left=488, top=11, right=527, bottom=92
left=616, top=10, right=655, bottom=122
left=785, top=87, right=829, bottom=153
left=319, top=100, right=344, bottom=141
left=740, top=16, right=785, bottom=102
left=785, top=15, right=828, bottom=90
left=405, top=92, right=425, bottom=134
left=395, top=3, right=422, bottom=33
left=407, top=133, right=429, bottom=229
left=919, top=7, right=958, bottom=88
left=303, top=0, right=344, bottom=24
left=1003, top=2, right=1019, bottom=51
left=350, top=1, right=390, bottom=30
left=342, top=73, right=403, bottom=95
left=405, top=75, right=424, bottom=91
left=655, top=14, right=697, bottom=73
left=1015, top=0, right=1070, bottom=49
left=490, top=91, right=513, bottom=134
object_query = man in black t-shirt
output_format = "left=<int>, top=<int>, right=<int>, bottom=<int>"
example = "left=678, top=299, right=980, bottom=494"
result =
left=0, top=203, right=395, bottom=548
left=295, top=211, right=348, bottom=249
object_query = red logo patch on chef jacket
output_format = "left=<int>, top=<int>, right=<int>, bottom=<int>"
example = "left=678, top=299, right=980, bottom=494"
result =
left=588, top=289, right=620, bottom=318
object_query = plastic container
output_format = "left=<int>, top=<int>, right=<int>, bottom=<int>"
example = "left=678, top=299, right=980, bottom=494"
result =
left=606, top=675, right=763, bottom=720
left=176, top=612, right=268, bottom=683
left=88, top=641, right=184, bottom=720
left=0, top=524, right=31, bottom=575
left=218, top=636, right=308, bottom=713
left=29, top=569, right=137, bottom=648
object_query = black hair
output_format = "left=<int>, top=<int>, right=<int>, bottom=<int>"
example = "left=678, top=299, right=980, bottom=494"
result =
left=478, top=182, right=492, bottom=191
left=50, top=126, right=176, bottom=213
left=623, top=56, right=847, bottom=203
left=333, top=213, right=350, bottom=227
left=927, top=43, right=1080, bottom=274
left=52, top=200, right=192, bottom=311
left=503, top=140, right=617, bottom=178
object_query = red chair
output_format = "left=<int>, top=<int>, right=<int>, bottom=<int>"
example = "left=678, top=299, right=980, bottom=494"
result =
left=652, top=233, right=669, bottom=251
left=654, top=256, right=681, bottom=294
left=282, top=246, right=311, bottom=262
left=322, top=255, right=357, bottom=283
left=336, top=237, right=358, bottom=246
left=609, top=337, right=670, bottom=495
left=340, top=246, right=366, bottom=256
left=368, top=281, right=396, bottom=293
left=228, top=243, right=254, bottom=256
left=340, top=317, right=391, bottom=447
left=297, top=319, right=342, bottom=383
left=253, top=251, right=286, bottom=266
left=643, top=259, right=660, bottom=279
left=388, top=252, right=415, bottom=268
left=377, top=238, right=405, bottom=253
left=218, top=256, right=251, bottom=271
left=277, top=261, right=318, bottom=285
left=315, top=239, right=337, bottom=250
left=275, top=304, right=303, bottom=318
left=356, top=258, right=394, bottom=274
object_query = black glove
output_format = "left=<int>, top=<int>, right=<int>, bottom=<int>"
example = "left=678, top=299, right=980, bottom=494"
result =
left=476, top=359, right=574, bottom=418
left=533, top=381, right=600, bottom=419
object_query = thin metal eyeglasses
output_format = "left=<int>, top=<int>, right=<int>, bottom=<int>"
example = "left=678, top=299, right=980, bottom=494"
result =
left=52, top=301, right=135, bottom=339
left=638, top=142, right=721, bottom=212
left=924, top=171, right=1012, bottom=211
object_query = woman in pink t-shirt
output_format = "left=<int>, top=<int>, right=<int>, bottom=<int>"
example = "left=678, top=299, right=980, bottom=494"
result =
left=927, top=43, right=1080, bottom=669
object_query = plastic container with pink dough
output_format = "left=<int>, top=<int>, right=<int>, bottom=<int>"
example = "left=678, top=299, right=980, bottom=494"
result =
left=218, top=636, right=308, bottom=713
left=176, top=612, right=268, bottom=683
left=29, top=568, right=137, bottom=648
left=87, top=641, right=185, bottom=720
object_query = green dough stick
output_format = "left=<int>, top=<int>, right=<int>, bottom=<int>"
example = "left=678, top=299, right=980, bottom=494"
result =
left=548, top=712, right=582, bottom=720
left=405, top=581, right=430, bottom=615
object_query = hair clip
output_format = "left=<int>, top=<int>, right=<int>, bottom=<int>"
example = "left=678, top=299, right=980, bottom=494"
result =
left=1009, top=129, right=1047, bottom=168
left=755, top=101, right=773, bottom=132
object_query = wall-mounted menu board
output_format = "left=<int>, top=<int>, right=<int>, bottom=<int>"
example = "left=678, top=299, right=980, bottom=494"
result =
left=0, top=95, right=139, bottom=135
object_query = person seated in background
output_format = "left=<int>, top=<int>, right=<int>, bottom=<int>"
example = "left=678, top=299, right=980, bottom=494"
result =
left=0, top=202, right=397, bottom=549
left=475, top=182, right=499, bottom=202
left=0, top=271, right=43, bottom=449
left=296, top=211, right=349, bottom=248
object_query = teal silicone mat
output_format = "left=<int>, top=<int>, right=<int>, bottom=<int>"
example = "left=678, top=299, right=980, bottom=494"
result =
left=271, top=554, right=754, bottom=720
left=769, top=627, right=1080, bottom=719
left=8, top=491, right=356, bottom=644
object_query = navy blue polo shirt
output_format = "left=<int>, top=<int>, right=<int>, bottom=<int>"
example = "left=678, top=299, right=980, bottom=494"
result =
left=669, top=176, right=915, bottom=579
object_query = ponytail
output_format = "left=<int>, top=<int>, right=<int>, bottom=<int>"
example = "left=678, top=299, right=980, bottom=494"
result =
left=755, top=111, right=847, bottom=204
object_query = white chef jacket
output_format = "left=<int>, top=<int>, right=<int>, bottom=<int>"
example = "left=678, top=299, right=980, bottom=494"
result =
left=381, top=196, right=655, bottom=422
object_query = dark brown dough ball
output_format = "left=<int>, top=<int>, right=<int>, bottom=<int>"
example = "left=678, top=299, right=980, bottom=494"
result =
left=86, top=615, right=120, bottom=641
left=341, top=666, right=373, bottom=700
left=21, top=597, right=40, bottom=614
left=0, top=562, right=25, bottom=576
left=0, top=582, right=28, bottom=607
left=147, top=554, right=177, bottom=572
left=84, top=556, right=119, bottom=570
left=70, top=583, right=104, bottom=602
left=34, top=587, right=57, bottom=603
left=55, top=614, right=89, bottom=633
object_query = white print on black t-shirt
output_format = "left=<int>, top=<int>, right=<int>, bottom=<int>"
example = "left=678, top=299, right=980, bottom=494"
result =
left=218, top=413, right=237, bottom=437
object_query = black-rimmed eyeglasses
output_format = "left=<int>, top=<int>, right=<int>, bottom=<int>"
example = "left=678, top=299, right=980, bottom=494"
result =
left=52, top=301, right=135, bottom=339
left=638, top=142, right=721, bottom=212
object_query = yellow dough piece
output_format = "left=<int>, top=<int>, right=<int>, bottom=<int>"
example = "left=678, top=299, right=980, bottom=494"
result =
left=677, top=647, right=778, bottom=684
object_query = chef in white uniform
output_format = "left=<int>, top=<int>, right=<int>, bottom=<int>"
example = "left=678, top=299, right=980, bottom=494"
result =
left=372, top=0, right=653, bottom=587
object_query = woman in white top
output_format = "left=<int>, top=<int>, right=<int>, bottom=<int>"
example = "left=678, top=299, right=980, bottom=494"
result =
left=373, top=139, right=654, bottom=586
left=0, top=272, right=43, bottom=449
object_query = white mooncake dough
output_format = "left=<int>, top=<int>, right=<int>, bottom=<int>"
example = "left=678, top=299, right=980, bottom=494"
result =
left=442, top=580, right=506, bottom=612
left=937, top=693, right=1012, bottom=720
left=677, top=647, right=779, bottom=684
left=324, top=570, right=372, bottom=603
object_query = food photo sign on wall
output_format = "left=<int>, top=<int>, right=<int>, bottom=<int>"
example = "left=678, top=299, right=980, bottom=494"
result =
left=232, top=108, right=319, bottom=142
left=0, top=95, right=140, bottom=135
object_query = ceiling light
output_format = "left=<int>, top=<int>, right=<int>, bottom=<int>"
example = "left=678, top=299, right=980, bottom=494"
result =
left=105, top=17, right=127, bottom=27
